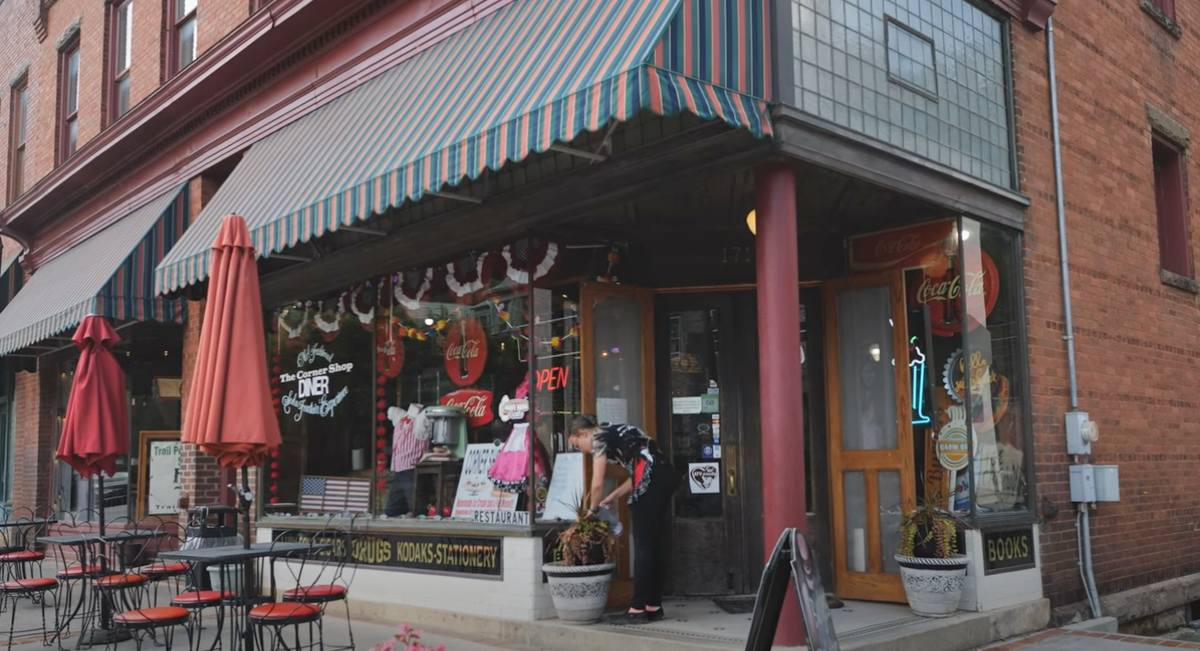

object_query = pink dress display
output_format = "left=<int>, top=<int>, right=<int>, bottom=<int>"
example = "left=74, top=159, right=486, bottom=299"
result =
left=487, top=376, right=549, bottom=494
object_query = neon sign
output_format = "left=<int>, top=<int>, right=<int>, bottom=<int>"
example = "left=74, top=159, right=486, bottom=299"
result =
left=909, top=336, right=931, bottom=426
left=535, top=366, right=571, bottom=392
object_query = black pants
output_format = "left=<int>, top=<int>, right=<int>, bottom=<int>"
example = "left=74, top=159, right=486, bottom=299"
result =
left=629, top=464, right=676, bottom=610
left=385, top=469, right=416, bottom=516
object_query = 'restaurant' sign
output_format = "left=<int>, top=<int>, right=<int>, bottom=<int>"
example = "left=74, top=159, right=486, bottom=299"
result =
left=272, top=530, right=502, bottom=578
left=444, top=317, right=487, bottom=387
left=982, top=528, right=1035, bottom=575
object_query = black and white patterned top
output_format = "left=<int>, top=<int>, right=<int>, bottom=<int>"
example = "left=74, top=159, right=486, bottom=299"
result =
left=592, top=423, right=666, bottom=504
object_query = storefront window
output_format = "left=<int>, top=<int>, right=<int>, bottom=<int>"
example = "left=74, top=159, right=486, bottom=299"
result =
left=960, top=217, right=1029, bottom=515
left=268, top=238, right=577, bottom=526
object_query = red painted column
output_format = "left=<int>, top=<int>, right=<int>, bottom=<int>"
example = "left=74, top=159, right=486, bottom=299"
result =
left=754, top=164, right=806, bottom=647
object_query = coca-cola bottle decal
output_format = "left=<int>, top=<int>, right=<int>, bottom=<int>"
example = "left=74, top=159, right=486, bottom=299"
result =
left=458, top=320, right=470, bottom=380
left=942, top=254, right=960, bottom=328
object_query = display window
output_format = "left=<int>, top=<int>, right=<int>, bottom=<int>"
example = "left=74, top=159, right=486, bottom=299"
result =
left=265, top=238, right=614, bottom=526
left=851, top=217, right=1031, bottom=521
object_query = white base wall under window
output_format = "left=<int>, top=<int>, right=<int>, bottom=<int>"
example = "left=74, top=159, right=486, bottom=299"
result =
left=256, top=527, right=555, bottom=621
left=959, top=525, right=1044, bottom=612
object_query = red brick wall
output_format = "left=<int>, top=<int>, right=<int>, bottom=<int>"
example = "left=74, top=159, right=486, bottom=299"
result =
left=197, top=0, right=251, bottom=58
left=1013, top=5, right=1200, bottom=609
left=11, top=357, right=59, bottom=512
left=0, top=0, right=252, bottom=209
left=0, top=0, right=41, bottom=207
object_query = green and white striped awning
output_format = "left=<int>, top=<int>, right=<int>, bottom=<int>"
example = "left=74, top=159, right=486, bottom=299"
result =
left=155, top=0, right=772, bottom=294
left=0, top=185, right=190, bottom=356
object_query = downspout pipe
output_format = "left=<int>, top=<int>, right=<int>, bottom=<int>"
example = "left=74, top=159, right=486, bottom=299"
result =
left=1047, top=16, right=1102, bottom=619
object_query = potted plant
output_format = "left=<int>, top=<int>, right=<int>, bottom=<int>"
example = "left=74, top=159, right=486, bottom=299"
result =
left=542, top=498, right=618, bottom=624
left=895, top=494, right=970, bottom=618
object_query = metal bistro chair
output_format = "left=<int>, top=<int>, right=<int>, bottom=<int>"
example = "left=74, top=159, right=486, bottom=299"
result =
left=280, top=518, right=360, bottom=651
left=166, top=526, right=232, bottom=651
left=0, top=506, right=54, bottom=582
left=249, top=530, right=327, bottom=651
left=47, top=510, right=106, bottom=643
left=101, top=516, right=191, bottom=651
left=0, top=574, right=61, bottom=647
left=137, top=516, right=192, bottom=604
left=89, top=517, right=154, bottom=635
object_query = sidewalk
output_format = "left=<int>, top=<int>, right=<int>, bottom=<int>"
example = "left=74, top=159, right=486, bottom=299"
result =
left=985, top=629, right=1200, bottom=650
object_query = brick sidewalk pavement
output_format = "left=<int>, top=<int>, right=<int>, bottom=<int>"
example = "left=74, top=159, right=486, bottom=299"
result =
left=989, top=630, right=1200, bottom=650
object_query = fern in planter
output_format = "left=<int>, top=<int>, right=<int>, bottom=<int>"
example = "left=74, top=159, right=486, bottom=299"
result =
left=897, top=492, right=962, bottom=559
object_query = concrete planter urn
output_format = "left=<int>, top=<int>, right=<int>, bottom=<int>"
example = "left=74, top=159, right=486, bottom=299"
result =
left=542, top=562, right=616, bottom=624
left=895, top=554, right=970, bottom=617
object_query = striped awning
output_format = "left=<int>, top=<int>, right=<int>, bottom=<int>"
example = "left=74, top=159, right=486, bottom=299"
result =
left=156, top=0, right=772, bottom=294
left=0, top=185, right=190, bottom=356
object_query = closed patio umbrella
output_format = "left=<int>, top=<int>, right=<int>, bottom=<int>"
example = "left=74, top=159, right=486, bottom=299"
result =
left=184, top=215, right=281, bottom=549
left=57, top=315, right=129, bottom=536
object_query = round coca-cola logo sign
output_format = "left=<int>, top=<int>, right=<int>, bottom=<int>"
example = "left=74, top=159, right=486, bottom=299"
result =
left=440, top=389, right=494, bottom=428
left=444, top=317, right=488, bottom=387
left=910, top=251, right=1000, bottom=337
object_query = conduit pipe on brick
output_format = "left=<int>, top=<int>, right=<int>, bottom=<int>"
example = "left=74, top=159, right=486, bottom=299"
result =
left=1047, top=16, right=1103, bottom=619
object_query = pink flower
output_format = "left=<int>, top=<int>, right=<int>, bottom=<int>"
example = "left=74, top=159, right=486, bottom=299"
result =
left=435, top=644, right=447, bottom=651
left=396, top=624, right=413, bottom=639
left=406, top=644, right=422, bottom=651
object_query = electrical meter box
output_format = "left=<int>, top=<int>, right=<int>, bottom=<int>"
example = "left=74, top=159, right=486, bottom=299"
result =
left=1069, top=464, right=1096, bottom=503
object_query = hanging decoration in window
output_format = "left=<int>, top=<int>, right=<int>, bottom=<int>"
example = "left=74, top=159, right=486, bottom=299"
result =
left=446, top=251, right=489, bottom=297
left=349, top=282, right=375, bottom=330
left=393, top=268, right=433, bottom=311
left=502, top=239, right=559, bottom=284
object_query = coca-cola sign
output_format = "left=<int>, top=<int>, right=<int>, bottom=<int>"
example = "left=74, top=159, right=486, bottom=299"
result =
left=910, top=250, right=1000, bottom=337
left=443, top=317, right=487, bottom=387
left=440, top=389, right=494, bottom=428
left=849, top=219, right=957, bottom=273
left=376, top=320, right=405, bottom=378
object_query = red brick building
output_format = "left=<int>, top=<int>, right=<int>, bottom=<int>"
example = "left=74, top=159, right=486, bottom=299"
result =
left=0, top=0, right=1197, bottom=644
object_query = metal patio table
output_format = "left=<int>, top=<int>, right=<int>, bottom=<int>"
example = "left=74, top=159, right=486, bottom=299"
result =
left=158, top=541, right=329, bottom=651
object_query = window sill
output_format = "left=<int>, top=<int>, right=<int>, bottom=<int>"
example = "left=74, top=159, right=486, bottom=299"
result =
left=967, top=510, right=1040, bottom=532
left=1140, top=0, right=1183, bottom=38
left=1160, top=268, right=1199, bottom=294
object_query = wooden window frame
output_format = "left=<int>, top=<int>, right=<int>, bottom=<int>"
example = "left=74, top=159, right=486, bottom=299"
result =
left=167, top=0, right=198, bottom=77
left=7, top=78, right=28, bottom=202
left=109, top=0, right=134, bottom=123
left=58, top=37, right=82, bottom=164
left=1152, top=135, right=1192, bottom=279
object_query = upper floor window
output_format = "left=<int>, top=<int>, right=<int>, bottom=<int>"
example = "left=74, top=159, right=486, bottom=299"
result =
left=1145, top=0, right=1176, bottom=20
left=1152, top=136, right=1192, bottom=280
left=59, top=39, right=81, bottom=162
left=171, top=0, right=198, bottom=74
left=7, top=79, right=28, bottom=201
left=111, top=0, right=133, bottom=119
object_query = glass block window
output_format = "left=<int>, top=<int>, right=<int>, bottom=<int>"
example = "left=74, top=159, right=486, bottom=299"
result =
left=791, top=0, right=1013, bottom=188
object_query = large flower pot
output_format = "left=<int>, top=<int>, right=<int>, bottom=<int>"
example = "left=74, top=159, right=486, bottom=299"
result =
left=542, top=562, right=616, bottom=624
left=895, top=554, right=970, bottom=618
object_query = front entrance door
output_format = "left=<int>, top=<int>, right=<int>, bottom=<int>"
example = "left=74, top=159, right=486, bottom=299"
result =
left=824, top=272, right=915, bottom=603
left=657, top=293, right=748, bottom=596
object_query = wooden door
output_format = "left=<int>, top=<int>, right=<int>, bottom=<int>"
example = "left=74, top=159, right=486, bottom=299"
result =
left=823, top=272, right=915, bottom=603
left=580, top=281, right=655, bottom=607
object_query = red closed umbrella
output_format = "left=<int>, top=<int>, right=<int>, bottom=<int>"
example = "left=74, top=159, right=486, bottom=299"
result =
left=57, top=315, right=129, bottom=535
left=184, top=215, right=281, bottom=547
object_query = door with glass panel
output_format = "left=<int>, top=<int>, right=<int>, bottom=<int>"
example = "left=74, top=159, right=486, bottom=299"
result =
left=657, top=293, right=746, bottom=596
left=824, top=272, right=915, bottom=603
left=580, top=281, right=655, bottom=608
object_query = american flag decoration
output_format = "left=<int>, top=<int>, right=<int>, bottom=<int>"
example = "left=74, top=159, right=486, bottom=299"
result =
left=299, top=476, right=371, bottom=514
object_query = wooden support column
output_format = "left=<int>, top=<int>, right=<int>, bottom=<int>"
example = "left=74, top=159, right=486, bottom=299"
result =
left=754, top=163, right=806, bottom=647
